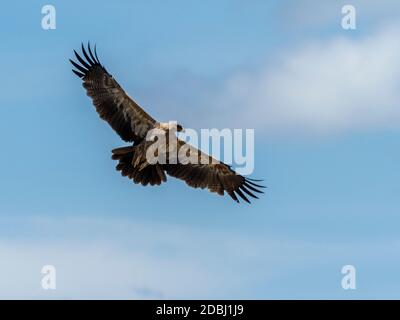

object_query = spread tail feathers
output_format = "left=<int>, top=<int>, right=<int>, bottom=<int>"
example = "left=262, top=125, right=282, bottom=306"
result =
left=111, top=146, right=167, bottom=186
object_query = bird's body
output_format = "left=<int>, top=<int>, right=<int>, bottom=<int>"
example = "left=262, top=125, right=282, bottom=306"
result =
left=70, top=43, right=264, bottom=203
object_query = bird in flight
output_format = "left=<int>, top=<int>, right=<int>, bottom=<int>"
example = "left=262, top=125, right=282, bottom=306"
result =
left=70, top=43, right=264, bottom=203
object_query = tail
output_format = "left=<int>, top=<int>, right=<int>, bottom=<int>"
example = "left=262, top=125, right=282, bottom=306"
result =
left=111, top=146, right=167, bottom=186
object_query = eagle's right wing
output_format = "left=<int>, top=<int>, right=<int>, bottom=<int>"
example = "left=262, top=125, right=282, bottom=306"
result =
left=70, top=43, right=156, bottom=143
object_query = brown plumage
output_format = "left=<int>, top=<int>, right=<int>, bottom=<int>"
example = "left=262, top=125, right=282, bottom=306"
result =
left=70, top=43, right=264, bottom=203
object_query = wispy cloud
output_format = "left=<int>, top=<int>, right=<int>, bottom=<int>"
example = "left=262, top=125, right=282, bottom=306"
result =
left=210, top=24, right=400, bottom=135
left=143, top=23, right=400, bottom=137
left=279, top=0, right=400, bottom=31
left=1, top=215, right=399, bottom=299
left=0, top=216, right=275, bottom=299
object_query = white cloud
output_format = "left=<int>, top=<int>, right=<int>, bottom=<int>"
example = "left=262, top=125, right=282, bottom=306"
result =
left=0, top=216, right=283, bottom=299
left=0, top=215, right=399, bottom=299
left=212, top=24, right=400, bottom=135
left=279, top=0, right=400, bottom=30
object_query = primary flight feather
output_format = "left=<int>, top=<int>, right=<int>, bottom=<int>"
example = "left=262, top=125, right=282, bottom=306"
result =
left=70, top=43, right=264, bottom=203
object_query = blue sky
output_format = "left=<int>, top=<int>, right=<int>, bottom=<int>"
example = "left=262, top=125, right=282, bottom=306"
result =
left=0, top=0, right=400, bottom=299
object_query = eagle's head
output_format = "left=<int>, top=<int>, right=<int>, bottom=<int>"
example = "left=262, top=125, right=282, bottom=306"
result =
left=159, top=121, right=184, bottom=133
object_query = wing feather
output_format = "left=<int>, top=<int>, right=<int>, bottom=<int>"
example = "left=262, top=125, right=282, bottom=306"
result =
left=164, top=140, right=264, bottom=203
left=70, top=43, right=156, bottom=143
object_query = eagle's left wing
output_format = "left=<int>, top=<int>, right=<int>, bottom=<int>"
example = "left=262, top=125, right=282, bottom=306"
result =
left=163, top=140, right=264, bottom=203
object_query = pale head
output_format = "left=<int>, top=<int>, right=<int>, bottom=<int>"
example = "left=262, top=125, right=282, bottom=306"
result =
left=158, top=121, right=184, bottom=132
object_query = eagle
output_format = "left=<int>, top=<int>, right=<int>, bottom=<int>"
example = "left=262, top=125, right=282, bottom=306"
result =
left=70, top=43, right=264, bottom=203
